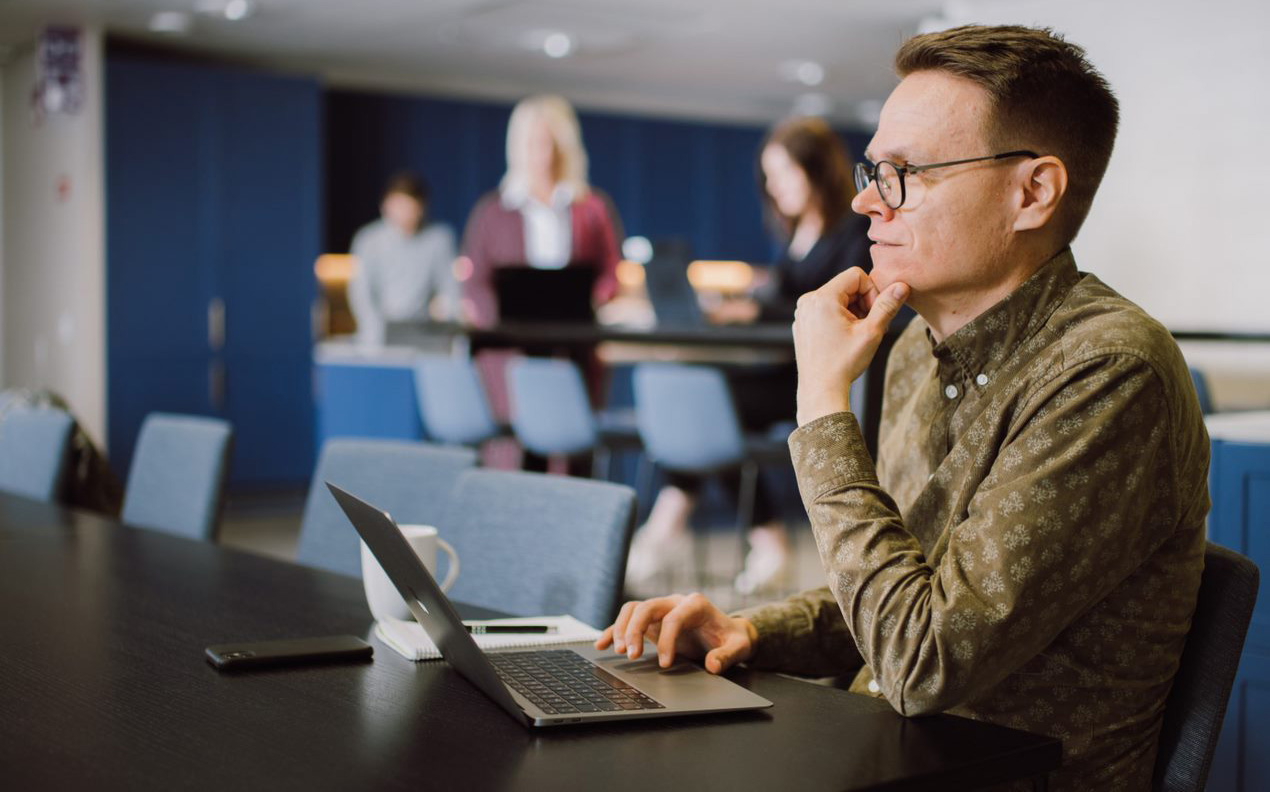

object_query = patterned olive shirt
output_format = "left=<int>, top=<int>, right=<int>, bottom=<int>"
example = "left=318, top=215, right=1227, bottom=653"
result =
left=738, top=249, right=1209, bottom=791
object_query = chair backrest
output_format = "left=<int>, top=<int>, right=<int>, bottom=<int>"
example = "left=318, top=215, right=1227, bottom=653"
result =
left=120, top=413, right=233, bottom=541
left=1153, top=542, right=1260, bottom=792
left=507, top=357, right=596, bottom=456
left=297, top=438, right=477, bottom=577
left=414, top=356, right=499, bottom=446
left=1188, top=366, right=1214, bottom=415
left=0, top=407, right=74, bottom=501
left=633, top=363, right=745, bottom=473
left=441, top=468, right=636, bottom=629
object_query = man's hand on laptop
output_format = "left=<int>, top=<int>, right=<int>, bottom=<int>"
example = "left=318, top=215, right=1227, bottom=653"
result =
left=595, top=593, right=757, bottom=674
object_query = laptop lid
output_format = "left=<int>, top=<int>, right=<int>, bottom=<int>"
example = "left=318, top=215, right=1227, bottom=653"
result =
left=643, top=240, right=703, bottom=327
left=493, top=266, right=596, bottom=324
left=326, top=482, right=772, bottom=727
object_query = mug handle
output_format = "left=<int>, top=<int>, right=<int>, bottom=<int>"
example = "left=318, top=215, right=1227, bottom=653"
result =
left=436, top=538, right=460, bottom=593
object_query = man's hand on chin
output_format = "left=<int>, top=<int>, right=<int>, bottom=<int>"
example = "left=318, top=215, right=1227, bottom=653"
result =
left=793, top=268, right=910, bottom=426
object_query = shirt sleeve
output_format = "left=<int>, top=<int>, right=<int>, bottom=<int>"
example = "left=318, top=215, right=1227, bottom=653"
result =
left=733, top=587, right=863, bottom=677
left=784, top=352, right=1182, bottom=716
left=348, top=227, right=383, bottom=343
left=460, top=198, right=499, bottom=327
left=430, top=225, right=460, bottom=321
left=587, top=192, right=622, bottom=306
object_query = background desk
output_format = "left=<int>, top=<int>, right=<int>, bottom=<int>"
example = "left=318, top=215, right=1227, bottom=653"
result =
left=318, top=320, right=902, bottom=456
left=0, top=494, right=1059, bottom=791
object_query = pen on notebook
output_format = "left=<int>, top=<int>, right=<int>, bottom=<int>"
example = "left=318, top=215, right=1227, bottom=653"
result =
left=465, top=624, right=557, bottom=634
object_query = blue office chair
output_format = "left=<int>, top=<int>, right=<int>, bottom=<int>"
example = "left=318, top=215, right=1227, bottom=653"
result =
left=507, top=357, right=640, bottom=480
left=1188, top=366, right=1214, bottom=415
left=120, top=413, right=233, bottom=541
left=1153, top=542, right=1259, bottom=792
left=296, top=438, right=478, bottom=577
left=414, top=355, right=501, bottom=446
left=0, top=407, right=75, bottom=501
left=442, top=468, right=637, bottom=629
left=632, top=363, right=789, bottom=580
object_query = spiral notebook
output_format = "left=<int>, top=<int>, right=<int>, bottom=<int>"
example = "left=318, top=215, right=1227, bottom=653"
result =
left=374, top=614, right=602, bottom=661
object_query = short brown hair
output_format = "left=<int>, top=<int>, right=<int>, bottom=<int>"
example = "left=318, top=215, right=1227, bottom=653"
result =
left=382, top=171, right=429, bottom=205
left=758, top=116, right=856, bottom=233
left=895, top=25, right=1119, bottom=243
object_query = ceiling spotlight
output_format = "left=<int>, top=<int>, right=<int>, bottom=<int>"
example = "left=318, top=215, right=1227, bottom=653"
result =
left=224, top=0, right=252, bottom=21
left=796, top=61, right=824, bottom=86
left=780, top=59, right=825, bottom=87
left=792, top=92, right=832, bottom=118
left=148, top=11, right=193, bottom=34
left=543, top=32, right=574, bottom=59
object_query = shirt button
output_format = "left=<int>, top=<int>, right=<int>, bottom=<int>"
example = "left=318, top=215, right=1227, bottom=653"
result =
left=867, top=679, right=881, bottom=694
left=975, top=373, right=988, bottom=386
left=944, top=384, right=959, bottom=399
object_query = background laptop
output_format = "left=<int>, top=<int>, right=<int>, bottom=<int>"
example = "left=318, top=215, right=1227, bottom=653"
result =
left=642, top=239, right=703, bottom=327
left=494, top=265, right=597, bottom=324
left=328, top=482, right=772, bottom=727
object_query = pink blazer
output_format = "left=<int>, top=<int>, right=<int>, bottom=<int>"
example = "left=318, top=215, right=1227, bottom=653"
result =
left=459, top=189, right=622, bottom=326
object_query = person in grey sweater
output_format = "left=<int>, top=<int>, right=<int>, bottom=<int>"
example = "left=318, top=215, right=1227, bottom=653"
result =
left=349, top=172, right=459, bottom=345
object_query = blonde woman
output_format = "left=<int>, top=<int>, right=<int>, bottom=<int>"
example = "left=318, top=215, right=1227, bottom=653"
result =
left=459, top=95, right=622, bottom=327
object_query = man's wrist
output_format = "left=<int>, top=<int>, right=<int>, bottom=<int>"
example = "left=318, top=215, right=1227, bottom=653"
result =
left=796, top=388, right=853, bottom=426
left=734, top=617, right=759, bottom=663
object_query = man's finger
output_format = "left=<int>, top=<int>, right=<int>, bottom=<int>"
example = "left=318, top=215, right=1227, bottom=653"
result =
left=654, top=600, right=698, bottom=668
left=623, top=598, right=678, bottom=660
left=609, top=600, right=639, bottom=653
left=703, top=635, right=746, bottom=675
left=865, top=282, right=910, bottom=331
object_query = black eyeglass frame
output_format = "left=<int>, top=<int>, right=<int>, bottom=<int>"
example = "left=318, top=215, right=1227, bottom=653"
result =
left=854, top=150, right=1039, bottom=209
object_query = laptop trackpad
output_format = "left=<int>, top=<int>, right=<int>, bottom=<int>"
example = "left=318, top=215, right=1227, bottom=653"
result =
left=579, top=644, right=771, bottom=711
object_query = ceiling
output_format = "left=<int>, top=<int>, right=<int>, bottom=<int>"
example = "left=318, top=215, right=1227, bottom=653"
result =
left=0, top=0, right=949, bottom=126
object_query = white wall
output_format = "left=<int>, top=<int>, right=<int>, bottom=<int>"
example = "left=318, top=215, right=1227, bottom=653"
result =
left=1, top=28, right=106, bottom=444
left=935, top=0, right=1270, bottom=334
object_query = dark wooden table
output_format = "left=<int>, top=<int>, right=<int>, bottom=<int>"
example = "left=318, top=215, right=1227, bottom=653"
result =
left=0, top=493, right=1059, bottom=791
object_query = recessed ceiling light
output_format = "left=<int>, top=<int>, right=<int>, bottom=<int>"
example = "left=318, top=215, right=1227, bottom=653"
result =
left=792, top=92, right=832, bottom=117
left=224, top=0, right=251, bottom=22
left=779, top=59, right=825, bottom=87
left=149, top=11, right=192, bottom=34
left=543, top=32, right=574, bottom=59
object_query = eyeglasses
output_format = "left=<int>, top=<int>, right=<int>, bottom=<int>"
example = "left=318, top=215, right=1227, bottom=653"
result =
left=853, top=150, right=1039, bottom=210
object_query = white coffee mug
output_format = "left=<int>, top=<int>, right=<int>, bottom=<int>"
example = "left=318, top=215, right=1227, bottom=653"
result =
left=361, top=524, right=460, bottom=622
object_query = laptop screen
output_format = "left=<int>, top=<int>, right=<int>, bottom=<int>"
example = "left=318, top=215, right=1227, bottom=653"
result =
left=493, top=265, right=597, bottom=324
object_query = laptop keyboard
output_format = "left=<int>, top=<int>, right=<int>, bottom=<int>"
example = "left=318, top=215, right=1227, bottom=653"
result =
left=488, top=649, right=666, bottom=715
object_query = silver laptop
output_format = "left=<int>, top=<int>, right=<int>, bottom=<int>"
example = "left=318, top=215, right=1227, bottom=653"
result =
left=327, top=482, right=772, bottom=727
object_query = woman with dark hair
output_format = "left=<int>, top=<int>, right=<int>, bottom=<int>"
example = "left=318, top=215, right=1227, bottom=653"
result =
left=628, top=117, right=872, bottom=596
left=754, top=116, right=872, bottom=318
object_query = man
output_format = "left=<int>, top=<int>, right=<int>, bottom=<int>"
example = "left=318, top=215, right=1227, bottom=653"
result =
left=598, top=25, right=1208, bottom=791
left=348, top=172, right=459, bottom=346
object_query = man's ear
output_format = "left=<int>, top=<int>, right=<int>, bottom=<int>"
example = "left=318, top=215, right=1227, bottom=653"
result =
left=1013, top=156, right=1067, bottom=232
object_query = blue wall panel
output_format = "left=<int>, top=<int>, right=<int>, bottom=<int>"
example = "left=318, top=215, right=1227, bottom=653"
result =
left=107, top=49, right=321, bottom=490
left=1206, top=439, right=1270, bottom=791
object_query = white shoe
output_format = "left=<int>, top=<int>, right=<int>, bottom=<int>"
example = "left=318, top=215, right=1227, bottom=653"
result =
left=625, top=526, right=690, bottom=589
left=733, top=537, right=789, bottom=596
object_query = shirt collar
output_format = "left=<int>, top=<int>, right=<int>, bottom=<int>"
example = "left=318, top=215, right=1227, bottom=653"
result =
left=927, top=247, right=1082, bottom=389
left=500, top=179, right=575, bottom=211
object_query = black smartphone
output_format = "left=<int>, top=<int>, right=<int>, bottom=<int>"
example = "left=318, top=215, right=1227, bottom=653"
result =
left=205, top=635, right=373, bottom=671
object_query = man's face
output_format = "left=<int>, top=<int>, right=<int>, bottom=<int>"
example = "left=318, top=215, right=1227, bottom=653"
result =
left=382, top=192, right=424, bottom=234
left=853, top=71, right=1020, bottom=304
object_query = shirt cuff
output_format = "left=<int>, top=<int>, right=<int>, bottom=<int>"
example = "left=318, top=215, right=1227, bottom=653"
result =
left=732, top=601, right=810, bottom=670
left=787, top=411, right=878, bottom=502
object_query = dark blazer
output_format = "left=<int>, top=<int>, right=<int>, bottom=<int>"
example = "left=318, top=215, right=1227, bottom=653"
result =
left=760, top=212, right=872, bottom=322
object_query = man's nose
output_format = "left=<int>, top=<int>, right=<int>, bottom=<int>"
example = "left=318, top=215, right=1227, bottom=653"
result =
left=851, top=180, right=894, bottom=220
